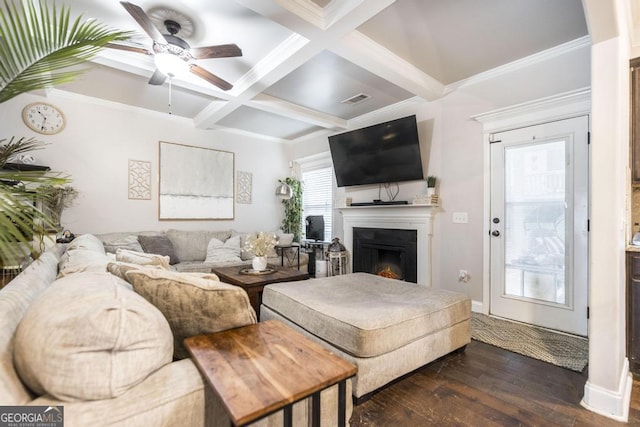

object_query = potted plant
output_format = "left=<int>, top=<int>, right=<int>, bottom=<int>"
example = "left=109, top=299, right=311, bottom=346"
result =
left=279, top=177, right=303, bottom=242
left=426, top=176, right=437, bottom=196
left=243, top=232, right=277, bottom=271
left=0, top=0, right=129, bottom=264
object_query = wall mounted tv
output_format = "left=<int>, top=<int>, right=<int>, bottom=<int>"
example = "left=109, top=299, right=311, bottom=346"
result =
left=328, top=115, right=424, bottom=187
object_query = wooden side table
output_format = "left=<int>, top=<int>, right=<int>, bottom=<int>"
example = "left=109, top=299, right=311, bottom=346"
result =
left=212, top=265, right=308, bottom=318
left=185, top=320, right=356, bottom=427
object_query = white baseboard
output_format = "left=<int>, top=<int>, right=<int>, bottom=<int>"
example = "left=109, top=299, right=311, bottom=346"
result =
left=580, top=358, right=632, bottom=422
left=471, top=299, right=484, bottom=314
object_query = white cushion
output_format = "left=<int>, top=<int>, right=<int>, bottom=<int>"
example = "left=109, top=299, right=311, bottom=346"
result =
left=204, top=235, right=242, bottom=264
left=116, top=248, right=170, bottom=269
left=276, top=230, right=294, bottom=246
left=14, top=272, right=173, bottom=401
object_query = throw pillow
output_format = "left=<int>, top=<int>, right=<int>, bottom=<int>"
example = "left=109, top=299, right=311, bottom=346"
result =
left=13, top=272, right=173, bottom=401
left=101, top=234, right=144, bottom=254
left=138, top=235, right=179, bottom=265
left=276, top=230, right=294, bottom=246
left=125, top=268, right=257, bottom=360
left=106, top=261, right=165, bottom=284
left=204, top=235, right=242, bottom=264
left=116, top=248, right=170, bottom=269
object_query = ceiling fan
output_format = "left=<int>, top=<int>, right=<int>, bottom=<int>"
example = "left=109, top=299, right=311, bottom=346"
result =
left=109, top=1, right=242, bottom=91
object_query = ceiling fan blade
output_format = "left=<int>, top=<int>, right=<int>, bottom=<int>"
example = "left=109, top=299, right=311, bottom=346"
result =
left=148, top=69, right=167, bottom=86
left=106, top=42, right=152, bottom=55
left=190, top=44, right=242, bottom=60
left=189, top=64, right=233, bottom=91
left=120, top=1, right=167, bottom=44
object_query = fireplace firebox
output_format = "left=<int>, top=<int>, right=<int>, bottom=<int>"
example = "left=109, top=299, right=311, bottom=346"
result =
left=352, top=227, right=417, bottom=283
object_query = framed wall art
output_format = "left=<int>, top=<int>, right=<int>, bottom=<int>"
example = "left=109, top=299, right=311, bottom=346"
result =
left=128, top=159, right=152, bottom=200
left=236, top=171, right=252, bottom=204
left=159, top=141, right=234, bottom=220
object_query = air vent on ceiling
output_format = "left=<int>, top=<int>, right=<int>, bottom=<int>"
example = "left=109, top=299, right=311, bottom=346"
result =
left=341, top=93, right=370, bottom=105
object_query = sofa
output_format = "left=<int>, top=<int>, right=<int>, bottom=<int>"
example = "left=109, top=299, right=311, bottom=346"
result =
left=94, top=229, right=309, bottom=273
left=0, top=234, right=349, bottom=426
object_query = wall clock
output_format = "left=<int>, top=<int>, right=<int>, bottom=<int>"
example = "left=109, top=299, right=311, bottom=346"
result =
left=21, top=102, right=66, bottom=135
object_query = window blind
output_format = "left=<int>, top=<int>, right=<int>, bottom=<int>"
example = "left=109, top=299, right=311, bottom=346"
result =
left=302, top=166, right=333, bottom=241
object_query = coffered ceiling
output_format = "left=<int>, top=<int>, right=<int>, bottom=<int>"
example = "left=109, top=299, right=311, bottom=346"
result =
left=57, top=0, right=588, bottom=142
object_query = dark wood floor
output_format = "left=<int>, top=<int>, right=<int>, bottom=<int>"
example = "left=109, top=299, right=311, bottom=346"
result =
left=350, top=340, right=640, bottom=426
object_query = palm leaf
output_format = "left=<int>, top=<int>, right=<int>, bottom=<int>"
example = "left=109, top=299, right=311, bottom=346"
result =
left=0, top=2, right=129, bottom=264
left=0, top=0, right=132, bottom=103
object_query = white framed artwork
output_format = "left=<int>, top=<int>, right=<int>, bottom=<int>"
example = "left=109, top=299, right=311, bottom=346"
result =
left=158, top=141, right=234, bottom=220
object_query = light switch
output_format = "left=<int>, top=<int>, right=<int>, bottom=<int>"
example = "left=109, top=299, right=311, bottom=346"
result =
left=452, top=212, right=468, bottom=223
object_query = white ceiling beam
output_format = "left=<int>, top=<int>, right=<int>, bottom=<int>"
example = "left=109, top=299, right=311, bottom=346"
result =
left=193, top=0, right=398, bottom=130
left=331, top=31, right=444, bottom=102
left=249, top=93, right=347, bottom=129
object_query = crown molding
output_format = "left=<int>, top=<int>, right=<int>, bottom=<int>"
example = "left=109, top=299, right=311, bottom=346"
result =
left=446, top=36, right=592, bottom=94
left=472, top=88, right=591, bottom=133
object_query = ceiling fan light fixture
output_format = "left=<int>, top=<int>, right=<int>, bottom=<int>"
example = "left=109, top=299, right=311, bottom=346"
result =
left=154, top=52, right=188, bottom=78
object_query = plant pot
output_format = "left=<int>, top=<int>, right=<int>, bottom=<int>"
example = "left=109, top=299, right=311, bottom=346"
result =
left=427, top=187, right=436, bottom=196
left=252, top=256, right=268, bottom=271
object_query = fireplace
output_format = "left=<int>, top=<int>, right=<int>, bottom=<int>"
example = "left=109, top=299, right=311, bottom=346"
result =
left=353, top=228, right=417, bottom=282
left=340, top=205, right=437, bottom=286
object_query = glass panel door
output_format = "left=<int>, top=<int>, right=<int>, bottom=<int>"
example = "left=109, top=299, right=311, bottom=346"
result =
left=489, top=115, right=588, bottom=336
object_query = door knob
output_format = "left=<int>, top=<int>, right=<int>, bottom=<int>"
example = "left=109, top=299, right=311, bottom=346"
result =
left=491, top=230, right=500, bottom=237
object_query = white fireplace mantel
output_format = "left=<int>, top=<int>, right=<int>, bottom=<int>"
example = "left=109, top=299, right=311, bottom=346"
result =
left=339, top=204, right=439, bottom=286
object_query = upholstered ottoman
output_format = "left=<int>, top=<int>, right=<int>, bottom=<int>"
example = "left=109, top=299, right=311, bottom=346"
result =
left=260, top=273, right=471, bottom=399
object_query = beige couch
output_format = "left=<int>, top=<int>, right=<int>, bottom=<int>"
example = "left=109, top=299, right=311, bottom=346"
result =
left=0, top=235, right=348, bottom=426
left=95, top=229, right=308, bottom=273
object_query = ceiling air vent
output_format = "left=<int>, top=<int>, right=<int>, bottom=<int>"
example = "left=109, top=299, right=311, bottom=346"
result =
left=341, top=93, right=370, bottom=105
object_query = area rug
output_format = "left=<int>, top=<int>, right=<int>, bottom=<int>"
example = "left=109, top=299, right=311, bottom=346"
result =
left=471, top=313, right=588, bottom=372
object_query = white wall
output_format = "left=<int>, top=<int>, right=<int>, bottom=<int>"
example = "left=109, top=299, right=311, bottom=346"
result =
left=0, top=91, right=289, bottom=234
left=580, top=0, right=632, bottom=420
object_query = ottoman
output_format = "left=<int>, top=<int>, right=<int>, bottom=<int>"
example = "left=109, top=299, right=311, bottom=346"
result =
left=260, top=273, right=471, bottom=399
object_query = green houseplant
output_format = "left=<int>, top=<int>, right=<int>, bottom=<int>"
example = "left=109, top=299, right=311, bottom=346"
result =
left=0, top=0, right=130, bottom=263
left=279, top=177, right=303, bottom=242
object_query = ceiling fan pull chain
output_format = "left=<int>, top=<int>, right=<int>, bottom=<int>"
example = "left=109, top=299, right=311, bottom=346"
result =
left=168, top=77, right=173, bottom=115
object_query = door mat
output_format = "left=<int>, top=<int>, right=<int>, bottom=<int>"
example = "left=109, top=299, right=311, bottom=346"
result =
left=471, top=312, right=588, bottom=372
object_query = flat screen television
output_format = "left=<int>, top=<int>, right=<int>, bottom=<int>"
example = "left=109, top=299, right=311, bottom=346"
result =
left=328, top=115, right=424, bottom=187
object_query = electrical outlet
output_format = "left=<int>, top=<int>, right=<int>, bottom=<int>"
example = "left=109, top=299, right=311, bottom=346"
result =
left=458, top=270, right=470, bottom=283
left=452, top=212, right=468, bottom=223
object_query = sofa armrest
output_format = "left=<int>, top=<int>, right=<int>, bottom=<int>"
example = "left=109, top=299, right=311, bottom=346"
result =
left=30, top=359, right=204, bottom=427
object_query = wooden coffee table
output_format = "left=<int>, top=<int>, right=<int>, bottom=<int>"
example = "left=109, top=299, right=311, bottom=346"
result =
left=212, top=265, right=308, bottom=318
left=184, top=320, right=356, bottom=427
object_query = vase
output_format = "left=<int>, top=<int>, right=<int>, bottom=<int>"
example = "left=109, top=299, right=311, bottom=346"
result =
left=252, top=256, right=268, bottom=271
left=426, top=187, right=436, bottom=196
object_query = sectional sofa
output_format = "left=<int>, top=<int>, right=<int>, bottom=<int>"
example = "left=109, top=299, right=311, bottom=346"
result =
left=0, top=234, right=347, bottom=426
left=95, top=228, right=309, bottom=272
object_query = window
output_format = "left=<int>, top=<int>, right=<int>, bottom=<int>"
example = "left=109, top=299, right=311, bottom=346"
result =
left=302, top=166, right=333, bottom=241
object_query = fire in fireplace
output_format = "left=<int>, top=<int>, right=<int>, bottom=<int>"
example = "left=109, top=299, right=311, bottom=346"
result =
left=352, top=227, right=417, bottom=283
